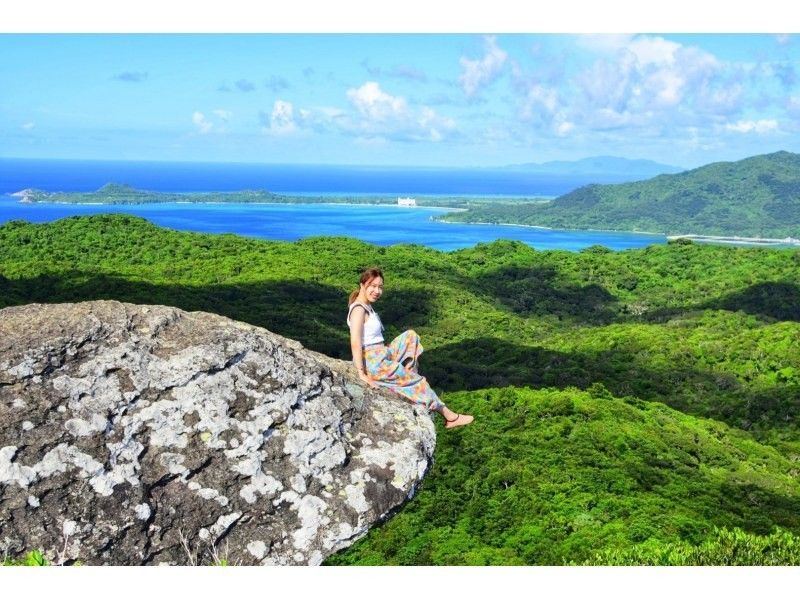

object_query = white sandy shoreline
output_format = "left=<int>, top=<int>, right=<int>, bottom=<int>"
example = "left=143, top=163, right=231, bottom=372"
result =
left=435, top=217, right=800, bottom=246
left=4, top=195, right=466, bottom=212
left=666, top=233, right=800, bottom=246
left=436, top=217, right=666, bottom=237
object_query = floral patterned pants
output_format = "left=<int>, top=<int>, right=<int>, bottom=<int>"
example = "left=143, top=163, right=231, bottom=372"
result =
left=363, top=329, right=445, bottom=411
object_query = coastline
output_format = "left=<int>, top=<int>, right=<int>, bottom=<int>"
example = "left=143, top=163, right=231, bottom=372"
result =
left=434, top=217, right=666, bottom=237
left=666, top=233, right=800, bottom=247
left=435, top=217, right=800, bottom=246
left=2, top=193, right=467, bottom=212
left=4, top=193, right=797, bottom=246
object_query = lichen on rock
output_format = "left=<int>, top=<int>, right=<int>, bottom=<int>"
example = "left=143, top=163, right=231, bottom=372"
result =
left=0, top=300, right=436, bottom=565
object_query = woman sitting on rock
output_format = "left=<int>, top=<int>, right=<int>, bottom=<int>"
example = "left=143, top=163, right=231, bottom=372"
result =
left=347, top=267, right=473, bottom=429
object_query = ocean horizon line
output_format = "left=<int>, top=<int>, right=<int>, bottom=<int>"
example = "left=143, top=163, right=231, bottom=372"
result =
left=0, top=156, right=555, bottom=171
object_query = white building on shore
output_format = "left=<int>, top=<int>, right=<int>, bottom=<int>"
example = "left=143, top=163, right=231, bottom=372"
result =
left=397, top=196, right=416, bottom=207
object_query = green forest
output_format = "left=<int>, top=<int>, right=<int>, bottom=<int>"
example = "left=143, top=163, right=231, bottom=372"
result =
left=438, top=151, right=800, bottom=239
left=1, top=214, right=799, bottom=565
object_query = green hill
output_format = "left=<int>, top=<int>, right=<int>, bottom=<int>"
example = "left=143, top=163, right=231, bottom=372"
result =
left=439, top=151, right=800, bottom=238
left=326, top=386, right=800, bottom=565
left=1, top=214, right=799, bottom=564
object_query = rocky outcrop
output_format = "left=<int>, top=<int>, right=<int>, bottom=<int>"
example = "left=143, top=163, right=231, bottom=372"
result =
left=0, top=301, right=436, bottom=565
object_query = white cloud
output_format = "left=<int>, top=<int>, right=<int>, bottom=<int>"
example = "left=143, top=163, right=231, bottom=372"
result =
left=340, top=82, right=455, bottom=142
left=192, top=110, right=231, bottom=134
left=706, top=83, right=744, bottom=114
left=459, top=35, right=508, bottom=97
left=253, top=83, right=456, bottom=144
left=724, top=119, right=778, bottom=133
left=518, top=84, right=561, bottom=124
left=567, top=35, right=723, bottom=129
left=627, top=36, right=681, bottom=66
left=347, top=81, right=408, bottom=121
left=21, top=122, right=35, bottom=130
left=192, top=111, right=212, bottom=134
left=649, top=69, right=685, bottom=106
left=416, top=106, right=456, bottom=142
left=556, top=121, right=575, bottom=137
left=266, top=100, right=297, bottom=135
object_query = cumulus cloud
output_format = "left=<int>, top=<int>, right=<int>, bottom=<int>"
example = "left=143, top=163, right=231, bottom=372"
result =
left=509, top=34, right=742, bottom=142
left=235, top=79, right=256, bottom=92
left=705, top=83, right=745, bottom=115
left=459, top=35, right=508, bottom=97
left=260, top=100, right=298, bottom=136
left=724, top=119, right=778, bottom=133
left=272, top=82, right=456, bottom=143
left=192, top=111, right=213, bottom=134
left=192, top=110, right=231, bottom=134
left=342, top=81, right=455, bottom=142
left=347, top=81, right=408, bottom=121
left=556, top=121, right=575, bottom=137
left=21, top=122, right=35, bottom=130
left=114, top=71, right=148, bottom=82
left=626, top=36, right=681, bottom=66
left=572, top=36, right=721, bottom=126
left=416, top=106, right=449, bottom=141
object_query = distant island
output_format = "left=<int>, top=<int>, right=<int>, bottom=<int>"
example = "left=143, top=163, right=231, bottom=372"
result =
left=500, top=155, right=683, bottom=178
left=8, top=183, right=542, bottom=210
left=437, top=151, right=800, bottom=242
left=11, top=184, right=287, bottom=205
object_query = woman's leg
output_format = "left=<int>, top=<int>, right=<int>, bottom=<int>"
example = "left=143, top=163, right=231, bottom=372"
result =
left=365, top=343, right=443, bottom=411
left=366, top=342, right=473, bottom=428
left=388, top=330, right=423, bottom=373
left=435, top=405, right=474, bottom=429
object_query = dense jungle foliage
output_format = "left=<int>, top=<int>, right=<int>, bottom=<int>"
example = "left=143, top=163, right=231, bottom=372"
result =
left=438, top=151, right=800, bottom=238
left=1, top=214, right=799, bottom=565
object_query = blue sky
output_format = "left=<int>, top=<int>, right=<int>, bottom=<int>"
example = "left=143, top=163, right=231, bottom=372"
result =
left=2, top=33, right=799, bottom=168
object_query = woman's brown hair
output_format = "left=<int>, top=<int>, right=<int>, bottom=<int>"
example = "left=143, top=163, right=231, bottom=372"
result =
left=348, top=267, right=384, bottom=305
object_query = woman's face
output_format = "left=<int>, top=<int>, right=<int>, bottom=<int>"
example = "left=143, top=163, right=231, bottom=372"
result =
left=361, top=276, right=384, bottom=303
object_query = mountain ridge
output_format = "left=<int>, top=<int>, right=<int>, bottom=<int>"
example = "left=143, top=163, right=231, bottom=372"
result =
left=439, top=150, right=800, bottom=238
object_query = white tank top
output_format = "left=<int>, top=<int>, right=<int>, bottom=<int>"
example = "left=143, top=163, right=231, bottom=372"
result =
left=347, top=301, right=384, bottom=345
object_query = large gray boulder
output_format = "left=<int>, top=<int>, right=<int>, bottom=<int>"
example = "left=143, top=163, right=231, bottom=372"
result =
left=0, top=301, right=436, bottom=565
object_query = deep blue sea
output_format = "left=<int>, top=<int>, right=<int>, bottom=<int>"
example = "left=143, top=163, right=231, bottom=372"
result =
left=0, top=158, right=638, bottom=196
left=0, top=158, right=669, bottom=252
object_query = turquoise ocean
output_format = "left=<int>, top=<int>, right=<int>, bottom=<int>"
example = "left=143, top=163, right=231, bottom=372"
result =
left=0, top=158, right=669, bottom=251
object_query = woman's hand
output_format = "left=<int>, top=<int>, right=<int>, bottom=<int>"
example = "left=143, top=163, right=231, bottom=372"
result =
left=358, top=369, right=378, bottom=388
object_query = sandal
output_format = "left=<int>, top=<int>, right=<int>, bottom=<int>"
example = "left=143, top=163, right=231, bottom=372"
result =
left=444, top=412, right=474, bottom=429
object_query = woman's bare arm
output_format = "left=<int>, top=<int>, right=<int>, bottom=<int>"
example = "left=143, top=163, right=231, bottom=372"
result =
left=350, top=305, right=366, bottom=369
left=349, top=306, right=376, bottom=386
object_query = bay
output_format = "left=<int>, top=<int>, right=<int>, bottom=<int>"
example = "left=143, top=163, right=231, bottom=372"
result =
left=0, top=196, right=665, bottom=252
